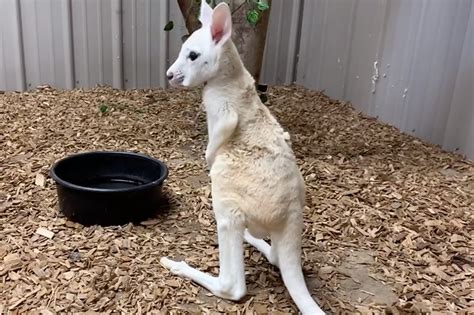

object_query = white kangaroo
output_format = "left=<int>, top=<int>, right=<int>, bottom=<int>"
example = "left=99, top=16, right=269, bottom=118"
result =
left=160, top=2, right=325, bottom=314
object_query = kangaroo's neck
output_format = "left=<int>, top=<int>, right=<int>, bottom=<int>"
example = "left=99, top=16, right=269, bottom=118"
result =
left=203, top=41, right=257, bottom=110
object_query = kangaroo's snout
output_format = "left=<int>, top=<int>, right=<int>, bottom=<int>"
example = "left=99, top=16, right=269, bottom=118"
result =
left=166, top=67, right=185, bottom=86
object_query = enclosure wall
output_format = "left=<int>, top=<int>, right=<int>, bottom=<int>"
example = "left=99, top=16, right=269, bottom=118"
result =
left=295, top=0, right=474, bottom=160
left=0, top=0, right=473, bottom=159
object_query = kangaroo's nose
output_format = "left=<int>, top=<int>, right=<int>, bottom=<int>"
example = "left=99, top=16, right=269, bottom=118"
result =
left=166, top=72, right=173, bottom=80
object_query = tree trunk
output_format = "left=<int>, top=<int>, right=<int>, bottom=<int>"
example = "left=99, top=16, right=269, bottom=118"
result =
left=177, top=0, right=201, bottom=34
left=176, top=0, right=271, bottom=85
left=230, top=0, right=271, bottom=85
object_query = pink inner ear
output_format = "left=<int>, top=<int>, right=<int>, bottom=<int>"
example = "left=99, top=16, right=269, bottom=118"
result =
left=211, top=6, right=228, bottom=44
left=211, top=27, right=224, bottom=43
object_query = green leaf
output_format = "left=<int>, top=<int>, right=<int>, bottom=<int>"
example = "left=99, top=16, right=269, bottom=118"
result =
left=163, top=20, right=174, bottom=31
left=246, top=9, right=260, bottom=26
left=256, top=0, right=269, bottom=11
left=99, top=104, right=108, bottom=114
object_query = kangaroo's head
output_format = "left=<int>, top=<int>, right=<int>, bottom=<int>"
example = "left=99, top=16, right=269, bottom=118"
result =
left=166, top=1, right=232, bottom=87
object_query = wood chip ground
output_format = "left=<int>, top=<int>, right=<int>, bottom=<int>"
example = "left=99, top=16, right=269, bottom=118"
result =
left=0, top=85, right=472, bottom=314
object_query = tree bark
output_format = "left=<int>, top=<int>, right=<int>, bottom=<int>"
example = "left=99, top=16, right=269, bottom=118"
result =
left=230, top=0, right=271, bottom=84
left=177, top=0, right=201, bottom=34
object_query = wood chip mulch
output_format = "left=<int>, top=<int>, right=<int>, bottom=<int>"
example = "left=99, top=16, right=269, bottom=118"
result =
left=0, top=85, right=472, bottom=314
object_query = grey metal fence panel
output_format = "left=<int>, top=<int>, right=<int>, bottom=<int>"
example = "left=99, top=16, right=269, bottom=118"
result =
left=391, top=0, right=471, bottom=143
left=295, top=0, right=473, bottom=159
left=122, top=0, right=168, bottom=89
left=368, top=0, right=426, bottom=133
left=444, top=2, right=474, bottom=158
left=296, top=0, right=357, bottom=99
left=340, top=0, right=388, bottom=113
left=19, top=0, right=75, bottom=90
left=260, top=0, right=302, bottom=85
left=0, top=0, right=26, bottom=91
left=71, top=0, right=121, bottom=88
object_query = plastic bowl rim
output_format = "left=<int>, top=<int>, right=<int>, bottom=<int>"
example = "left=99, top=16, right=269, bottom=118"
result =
left=49, top=150, right=169, bottom=193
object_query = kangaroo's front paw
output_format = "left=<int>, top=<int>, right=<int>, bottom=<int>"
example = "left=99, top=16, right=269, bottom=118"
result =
left=205, top=150, right=215, bottom=169
left=160, top=257, right=187, bottom=275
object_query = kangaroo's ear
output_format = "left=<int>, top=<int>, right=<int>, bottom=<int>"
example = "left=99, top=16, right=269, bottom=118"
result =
left=211, top=2, right=232, bottom=46
left=199, top=0, right=213, bottom=27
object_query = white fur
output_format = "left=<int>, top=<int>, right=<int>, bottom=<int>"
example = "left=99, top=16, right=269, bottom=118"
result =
left=162, top=2, right=325, bottom=314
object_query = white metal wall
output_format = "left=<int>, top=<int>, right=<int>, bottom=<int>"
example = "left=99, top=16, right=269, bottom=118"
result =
left=0, top=0, right=473, bottom=159
left=296, top=0, right=473, bottom=159
left=443, top=2, right=474, bottom=158
left=0, top=0, right=188, bottom=90
left=0, top=0, right=298, bottom=89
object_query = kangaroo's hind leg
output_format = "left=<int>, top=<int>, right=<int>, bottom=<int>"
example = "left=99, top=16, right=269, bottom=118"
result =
left=272, top=213, right=326, bottom=315
left=161, top=199, right=247, bottom=301
left=244, top=229, right=279, bottom=267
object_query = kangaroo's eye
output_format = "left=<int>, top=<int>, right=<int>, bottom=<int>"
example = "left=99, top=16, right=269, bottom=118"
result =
left=188, top=51, right=200, bottom=61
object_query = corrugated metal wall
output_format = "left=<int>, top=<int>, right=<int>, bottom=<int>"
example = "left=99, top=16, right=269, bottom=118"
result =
left=0, top=0, right=472, bottom=159
left=0, top=0, right=187, bottom=90
left=296, top=0, right=474, bottom=157
left=443, top=1, right=474, bottom=159
left=295, top=0, right=473, bottom=159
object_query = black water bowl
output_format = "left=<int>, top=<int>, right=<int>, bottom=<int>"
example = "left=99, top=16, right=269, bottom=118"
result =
left=50, top=151, right=169, bottom=226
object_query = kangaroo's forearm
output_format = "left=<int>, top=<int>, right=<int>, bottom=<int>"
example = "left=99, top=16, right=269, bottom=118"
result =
left=206, top=109, right=238, bottom=163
